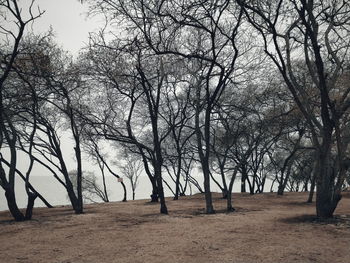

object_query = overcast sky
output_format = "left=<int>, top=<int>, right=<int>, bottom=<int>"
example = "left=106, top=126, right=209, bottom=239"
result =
left=0, top=0, right=105, bottom=178
left=28, top=0, right=103, bottom=55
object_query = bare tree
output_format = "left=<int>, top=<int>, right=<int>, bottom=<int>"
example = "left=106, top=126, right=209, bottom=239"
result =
left=94, top=0, right=245, bottom=214
left=0, top=0, right=44, bottom=221
left=161, top=67, right=196, bottom=200
left=69, top=170, right=109, bottom=203
left=237, top=0, right=350, bottom=218
left=80, top=34, right=174, bottom=213
left=119, top=151, right=143, bottom=200
left=13, top=35, right=88, bottom=214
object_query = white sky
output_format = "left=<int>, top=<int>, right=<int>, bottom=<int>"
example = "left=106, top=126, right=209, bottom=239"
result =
left=24, top=0, right=103, bottom=55
left=0, top=0, right=105, bottom=175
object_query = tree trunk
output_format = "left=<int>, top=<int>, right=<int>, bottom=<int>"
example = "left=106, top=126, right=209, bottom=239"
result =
left=260, top=176, right=266, bottom=193
left=307, top=172, right=316, bottom=203
left=248, top=178, right=255, bottom=195
left=241, top=166, right=247, bottom=193
left=303, top=179, right=309, bottom=192
left=65, top=179, right=80, bottom=213
left=101, top=168, right=109, bottom=202
left=121, top=181, right=127, bottom=202
left=174, top=157, right=182, bottom=200
left=27, top=183, right=52, bottom=208
left=143, top=159, right=158, bottom=202
left=277, top=156, right=295, bottom=195
left=221, top=189, right=228, bottom=199
left=75, top=143, right=83, bottom=214
left=150, top=189, right=159, bottom=202
left=155, top=164, right=168, bottom=214
left=219, top=164, right=228, bottom=199
left=25, top=192, right=37, bottom=220
left=315, top=139, right=341, bottom=218
left=226, top=167, right=239, bottom=212
left=202, top=161, right=215, bottom=214
left=316, top=184, right=341, bottom=218
left=194, top=83, right=215, bottom=214
left=270, top=177, right=277, bottom=192
left=0, top=157, right=53, bottom=208
left=226, top=190, right=235, bottom=212
left=150, top=192, right=159, bottom=202
left=246, top=176, right=254, bottom=195
left=0, top=164, right=25, bottom=221
left=5, top=189, right=25, bottom=221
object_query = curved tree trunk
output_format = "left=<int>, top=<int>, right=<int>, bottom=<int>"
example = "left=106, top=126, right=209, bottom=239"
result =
left=307, top=161, right=318, bottom=203
left=277, top=160, right=294, bottom=196
left=226, top=167, right=239, bottom=212
left=24, top=192, right=37, bottom=220
left=218, top=164, right=228, bottom=199
left=0, top=158, right=25, bottom=221
left=4, top=188, right=25, bottom=221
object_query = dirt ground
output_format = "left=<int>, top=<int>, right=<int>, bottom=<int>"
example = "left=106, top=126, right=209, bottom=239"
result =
left=0, top=192, right=349, bottom=263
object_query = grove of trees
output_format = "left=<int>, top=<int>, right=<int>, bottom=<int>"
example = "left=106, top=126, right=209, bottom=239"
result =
left=1, top=0, right=350, bottom=221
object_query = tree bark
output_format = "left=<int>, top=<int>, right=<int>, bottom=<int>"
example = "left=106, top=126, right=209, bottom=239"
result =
left=154, top=162, right=168, bottom=214
left=315, top=144, right=341, bottom=218
left=0, top=157, right=25, bottom=221
left=219, top=163, right=228, bottom=199
left=226, top=167, right=239, bottom=212
left=4, top=189, right=25, bottom=221
left=174, top=156, right=182, bottom=200
left=307, top=161, right=318, bottom=203
left=241, top=166, right=247, bottom=193
left=25, top=192, right=37, bottom=220
left=202, top=161, right=215, bottom=214
left=277, top=160, right=294, bottom=196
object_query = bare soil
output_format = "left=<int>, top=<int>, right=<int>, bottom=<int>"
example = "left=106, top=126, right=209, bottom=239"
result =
left=1, top=192, right=349, bottom=263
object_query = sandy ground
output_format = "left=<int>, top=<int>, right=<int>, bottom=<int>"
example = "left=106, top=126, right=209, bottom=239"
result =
left=0, top=192, right=349, bottom=263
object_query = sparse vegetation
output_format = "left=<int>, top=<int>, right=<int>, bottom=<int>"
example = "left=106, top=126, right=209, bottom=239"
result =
left=0, top=0, right=349, bottom=253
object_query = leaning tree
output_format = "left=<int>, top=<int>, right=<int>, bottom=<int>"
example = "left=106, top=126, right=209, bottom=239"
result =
left=0, top=0, right=45, bottom=221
